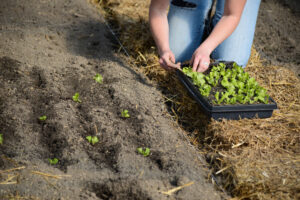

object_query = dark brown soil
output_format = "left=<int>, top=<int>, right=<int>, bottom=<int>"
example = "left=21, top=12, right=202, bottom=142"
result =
left=0, top=0, right=222, bottom=199
left=254, top=0, right=300, bottom=77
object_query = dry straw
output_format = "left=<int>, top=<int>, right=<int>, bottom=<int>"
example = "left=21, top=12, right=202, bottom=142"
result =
left=92, top=0, right=300, bottom=199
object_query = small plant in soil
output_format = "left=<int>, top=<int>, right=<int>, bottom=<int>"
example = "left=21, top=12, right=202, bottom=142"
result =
left=137, top=147, right=150, bottom=157
left=93, top=73, right=103, bottom=84
left=0, top=134, right=3, bottom=145
left=72, top=92, right=82, bottom=103
left=121, top=109, right=130, bottom=118
left=39, top=115, right=47, bottom=121
left=48, top=158, right=58, bottom=165
left=86, top=136, right=99, bottom=145
left=182, top=62, right=270, bottom=105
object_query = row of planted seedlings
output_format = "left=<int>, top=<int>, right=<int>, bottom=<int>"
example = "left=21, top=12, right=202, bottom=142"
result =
left=182, top=62, right=270, bottom=105
left=0, top=73, right=150, bottom=167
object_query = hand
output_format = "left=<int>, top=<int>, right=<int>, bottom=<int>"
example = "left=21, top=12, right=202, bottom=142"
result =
left=190, top=46, right=211, bottom=72
left=159, top=50, right=179, bottom=70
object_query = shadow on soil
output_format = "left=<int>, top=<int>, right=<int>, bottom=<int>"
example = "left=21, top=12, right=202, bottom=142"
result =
left=65, top=19, right=152, bottom=87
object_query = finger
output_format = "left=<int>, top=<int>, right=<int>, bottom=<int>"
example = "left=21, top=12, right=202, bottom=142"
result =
left=198, top=60, right=210, bottom=72
left=168, top=62, right=180, bottom=70
left=190, top=55, right=194, bottom=66
left=192, top=57, right=200, bottom=72
left=169, top=53, right=175, bottom=64
left=159, top=58, right=170, bottom=70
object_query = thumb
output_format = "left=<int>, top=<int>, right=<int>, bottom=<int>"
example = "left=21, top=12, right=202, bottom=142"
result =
left=169, top=53, right=175, bottom=64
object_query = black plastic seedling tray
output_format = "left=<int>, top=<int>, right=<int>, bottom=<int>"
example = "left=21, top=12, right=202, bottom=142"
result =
left=176, top=62, right=278, bottom=120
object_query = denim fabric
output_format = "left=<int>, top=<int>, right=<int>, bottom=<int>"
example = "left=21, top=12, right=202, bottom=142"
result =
left=168, top=0, right=261, bottom=67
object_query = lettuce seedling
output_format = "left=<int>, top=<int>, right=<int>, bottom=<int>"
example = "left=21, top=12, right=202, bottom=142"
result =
left=72, top=92, right=81, bottom=103
left=192, top=72, right=206, bottom=86
left=121, top=109, right=130, bottom=118
left=39, top=115, right=47, bottom=121
left=254, top=87, right=269, bottom=104
left=93, top=73, right=103, bottom=84
left=182, top=67, right=193, bottom=77
left=220, top=92, right=230, bottom=104
left=183, top=67, right=206, bottom=86
left=0, top=134, right=3, bottom=145
left=233, top=62, right=244, bottom=74
left=215, top=92, right=220, bottom=102
left=199, top=84, right=211, bottom=97
left=86, top=136, right=99, bottom=145
left=245, top=77, right=258, bottom=92
left=221, top=77, right=230, bottom=88
left=237, top=72, right=249, bottom=83
left=229, top=96, right=237, bottom=104
left=137, top=147, right=150, bottom=157
left=224, top=69, right=232, bottom=78
left=247, top=88, right=255, bottom=98
left=48, top=158, right=58, bottom=165
left=236, top=94, right=244, bottom=104
left=237, top=81, right=245, bottom=90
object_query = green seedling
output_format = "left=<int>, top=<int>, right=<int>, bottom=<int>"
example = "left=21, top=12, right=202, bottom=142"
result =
left=0, top=134, right=3, bottom=145
left=72, top=92, right=81, bottom=103
left=183, top=62, right=270, bottom=105
left=93, top=73, right=103, bottom=84
left=86, top=136, right=99, bottom=145
left=137, top=147, right=150, bottom=157
left=48, top=158, right=58, bottom=165
left=121, top=109, right=130, bottom=118
left=39, top=115, right=47, bottom=121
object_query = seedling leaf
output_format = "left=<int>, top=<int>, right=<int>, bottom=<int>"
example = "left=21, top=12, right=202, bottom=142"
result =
left=86, top=136, right=92, bottom=143
left=93, top=73, right=103, bottom=84
left=137, top=147, right=150, bottom=157
left=48, top=158, right=58, bottom=165
left=121, top=110, right=130, bottom=118
left=86, top=136, right=99, bottom=145
left=39, top=115, right=47, bottom=121
left=72, top=92, right=81, bottom=103
left=91, top=136, right=99, bottom=145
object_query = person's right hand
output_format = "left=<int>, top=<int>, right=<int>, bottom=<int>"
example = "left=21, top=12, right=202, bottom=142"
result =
left=159, top=50, right=179, bottom=70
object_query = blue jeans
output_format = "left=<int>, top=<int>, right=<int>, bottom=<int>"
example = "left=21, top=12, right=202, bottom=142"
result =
left=168, top=0, right=261, bottom=67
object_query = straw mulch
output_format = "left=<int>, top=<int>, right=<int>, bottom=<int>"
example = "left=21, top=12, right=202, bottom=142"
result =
left=92, top=0, right=300, bottom=199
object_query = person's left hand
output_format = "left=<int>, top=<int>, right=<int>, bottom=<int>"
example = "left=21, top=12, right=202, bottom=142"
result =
left=190, top=46, right=211, bottom=72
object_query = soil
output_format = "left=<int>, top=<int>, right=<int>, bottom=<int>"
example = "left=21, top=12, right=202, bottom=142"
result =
left=254, top=0, right=300, bottom=77
left=0, top=0, right=298, bottom=199
left=0, top=0, right=222, bottom=199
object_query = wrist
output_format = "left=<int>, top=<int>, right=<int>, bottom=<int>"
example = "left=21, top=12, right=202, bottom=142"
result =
left=159, top=47, right=171, bottom=56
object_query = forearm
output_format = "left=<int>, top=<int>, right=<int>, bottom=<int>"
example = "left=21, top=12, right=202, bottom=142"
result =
left=149, top=1, right=170, bottom=55
left=201, top=15, right=241, bottom=54
left=200, top=0, right=247, bottom=54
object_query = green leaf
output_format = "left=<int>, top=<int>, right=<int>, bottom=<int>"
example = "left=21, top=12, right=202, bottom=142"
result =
left=144, top=148, right=150, bottom=156
left=48, top=158, right=58, bottom=165
left=199, top=84, right=211, bottom=97
left=39, top=115, right=47, bottom=121
left=72, top=92, right=82, bottom=103
left=93, top=73, right=103, bottom=84
left=137, top=147, right=150, bottom=157
left=137, top=147, right=143, bottom=154
left=229, top=96, right=237, bottom=104
left=86, top=136, right=92, bottom=143
left=86, top=136, right=99, bottom=145
left=0, top=134, right=3, bottom=145
left=215, top=92, right=220, bottom=101
left=221, top=77, right=230, bottom=88
left=121, top=109, right=130, bottom=118
left=91, top=136, right=99, bottom=145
